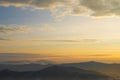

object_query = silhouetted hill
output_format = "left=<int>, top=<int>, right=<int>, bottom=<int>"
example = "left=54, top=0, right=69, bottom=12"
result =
left=0, top=60, right=55, bottom=71
left=0, top=61, right=119, bottom=79
left=0, top=63, right=53, bottom=71
left=63, top=61, right=120, bottom=78
left=37, top=66, right=111, bottom=79
left=0, top=65, right=112, bottom=80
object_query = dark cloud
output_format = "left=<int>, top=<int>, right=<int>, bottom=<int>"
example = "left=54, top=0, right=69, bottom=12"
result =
left=0, top=0, right=31, bottom=7
left=80, top=0, right=120, bottom=17
left=0, top=0, right=66, bottom=8
left=31, top=0, right=67, bottom=9
left=1, top=0, right=120, bottom=17
left=0, top=0, right=31, bottom=3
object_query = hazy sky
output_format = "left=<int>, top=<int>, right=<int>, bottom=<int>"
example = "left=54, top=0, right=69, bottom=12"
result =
left=0, top=0, right=120, bottom=63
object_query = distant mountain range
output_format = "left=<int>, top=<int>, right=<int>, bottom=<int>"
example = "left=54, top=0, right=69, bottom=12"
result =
left=63, top=61, right=120, bottom=78
left=0, top=61, right=120, bottom=79
left=0, top=65, right=112, bottom=80
left=0, top=60, right=55, bottom=71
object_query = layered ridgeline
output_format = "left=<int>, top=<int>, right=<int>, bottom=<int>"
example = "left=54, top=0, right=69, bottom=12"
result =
left=0, top=61, right=119, bottom=79
left=0, top=66, right=112, bottom=80
left=63, top=61, right=120, bottom=78
left=0, top=60, right=54, bottom=71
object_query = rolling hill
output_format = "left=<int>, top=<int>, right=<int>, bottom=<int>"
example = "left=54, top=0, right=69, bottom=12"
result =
left=63, top=61, right=120, bottom=78
left=0, top=65, right=112, bottom=80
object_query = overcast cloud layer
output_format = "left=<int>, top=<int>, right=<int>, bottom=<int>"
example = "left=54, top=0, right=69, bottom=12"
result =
left=0, top=0, right=120, bottom=17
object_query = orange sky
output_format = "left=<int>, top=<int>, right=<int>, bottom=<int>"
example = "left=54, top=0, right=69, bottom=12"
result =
left=0, top=0, right=120, bottom=63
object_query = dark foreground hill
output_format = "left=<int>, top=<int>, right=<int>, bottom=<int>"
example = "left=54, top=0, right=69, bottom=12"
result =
left=0, top=65, right=112, bottom=80
left=0, top=61, right=120, bottom=79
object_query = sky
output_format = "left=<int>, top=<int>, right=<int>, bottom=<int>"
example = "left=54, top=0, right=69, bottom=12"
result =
left=0, top=0, right=120, bottom=63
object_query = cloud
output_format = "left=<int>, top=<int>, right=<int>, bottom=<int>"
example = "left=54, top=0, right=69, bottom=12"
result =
left=0, top=38, right=11, bottom=41
left=1, top=0, right=120, bottom=18
left=87, top=54, right=112, bottom=57
left=80, top=0, right=120, bottom=17
left=0, top=0, right=67, bottom=8
left=0, top=53, right=40, bottom=61
left=0, top=53, right=67, bottom=62
left=32, top=39, right=100, bottom=43
left=0, top=60, right=56, bottom=65
left=0, top=25, right=31, bottom=35
left=0, top=0, right=31, bottom=7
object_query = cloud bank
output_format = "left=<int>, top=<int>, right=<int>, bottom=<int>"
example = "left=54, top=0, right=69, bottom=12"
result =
left=0, top=25, right=31, bottom=35
left=0, top=53, right=67, bottom=62
left=1, top=0, right=120, bottom=17
left=32, top=39, right=100, bottom=43
left=0, top=38, right=11, bottom=41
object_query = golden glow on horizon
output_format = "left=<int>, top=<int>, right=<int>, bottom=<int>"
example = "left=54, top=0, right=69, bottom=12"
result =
left=0, top=39, right=120, bottom=63
left=1, top=0, right=120, bottom=63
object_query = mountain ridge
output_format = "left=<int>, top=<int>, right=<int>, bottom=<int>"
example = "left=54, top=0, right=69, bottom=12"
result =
left=0, top=65, right=112, bottom=80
